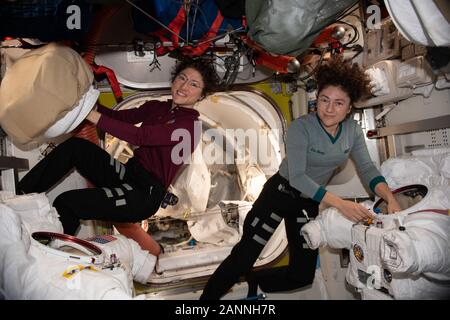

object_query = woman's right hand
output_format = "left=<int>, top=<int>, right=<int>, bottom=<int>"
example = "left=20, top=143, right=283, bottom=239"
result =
left=336, top=199, right=374, bottom=222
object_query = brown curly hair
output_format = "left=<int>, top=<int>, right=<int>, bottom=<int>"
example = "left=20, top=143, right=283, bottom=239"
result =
left=315, top=56, right=371, bottom=104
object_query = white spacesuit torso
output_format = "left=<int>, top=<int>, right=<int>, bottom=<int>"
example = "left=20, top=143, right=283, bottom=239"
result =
left=0, top=192, right=156, bottom=300
left=301, top=150, right=450, bottom=299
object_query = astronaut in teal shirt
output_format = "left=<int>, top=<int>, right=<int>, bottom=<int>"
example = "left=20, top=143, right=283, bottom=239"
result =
left=278, top=112, right=389, bottom=218
left=201, top=57, right=401, bottom=300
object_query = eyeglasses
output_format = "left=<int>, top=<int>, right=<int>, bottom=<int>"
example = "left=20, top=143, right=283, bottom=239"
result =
left=317, top=96, right=349, bottom=109
left=174, top=74, right=204, bottom=90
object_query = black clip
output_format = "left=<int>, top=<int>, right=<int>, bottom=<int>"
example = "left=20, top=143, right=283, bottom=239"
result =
left=161, top=192, right=179, bottom=209
left=277, top=183, right=297, bottom=199
left=133, top=38, right=145, bottom=57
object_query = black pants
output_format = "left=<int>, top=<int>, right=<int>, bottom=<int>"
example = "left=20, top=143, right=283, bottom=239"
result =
left=18, top=137, right=166, bottom=235
left=200, top=172, right=319, bottom=300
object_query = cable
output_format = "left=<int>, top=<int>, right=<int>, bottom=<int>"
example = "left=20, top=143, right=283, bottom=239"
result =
left=337, top=20, right=359, bottom=47
left=335, top=1, right=360, bottom=21
left=148, top=203, right=254, bottom=223
left=189, top=0, right=199, bottom=41
left=181, top=0, right=213, bottom=35
left=297, top=48, right=326, bottom=82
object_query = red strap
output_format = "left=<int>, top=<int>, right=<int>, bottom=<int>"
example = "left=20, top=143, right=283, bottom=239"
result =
left=168, top=6, right=186, bottom=48
left=152, top=6, right=225, bottom=57
left=183, top=10, right=224, bottom=56
left=241, top=35, right=296, bottom=73
left=152, top=5, right=186, bottom=56
left=254, top=52, right=297, bottom=74
left=242, top=16, right=247, bottom=29
left=91, top=64, right=123, bottom=101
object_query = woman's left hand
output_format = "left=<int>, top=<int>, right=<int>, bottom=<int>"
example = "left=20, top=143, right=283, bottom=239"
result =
left=374, top=183, right=402, bottom=214
left=387, top=197, right=402, bottom=214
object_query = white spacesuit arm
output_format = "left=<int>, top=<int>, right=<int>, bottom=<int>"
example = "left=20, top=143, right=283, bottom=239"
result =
left=89, top=235, right=157, bottom=284
left=0, top=204, right=39, bottom=299
left=0, top=242, right=39, bottom=300
left=301, top=207, right=354, bottom=250
left=412, top=228, right=450, bottom=278
left=124, top=237, right=157, bottom=284
left=3, top=193, right=63, bottom=234
left=301, top=218, right=325, bottom=250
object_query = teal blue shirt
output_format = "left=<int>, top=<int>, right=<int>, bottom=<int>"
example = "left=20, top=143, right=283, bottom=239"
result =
left=278, top=113, right=386, bottom=202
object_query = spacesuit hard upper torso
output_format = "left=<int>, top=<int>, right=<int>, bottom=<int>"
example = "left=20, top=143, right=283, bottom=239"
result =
left=23, top=233, right=149, bottom=300
left=0, top=192, right=156, bottom=300
left=300, top=150, right=450, bottom=299
left=302, top=191, right=450, bottom=299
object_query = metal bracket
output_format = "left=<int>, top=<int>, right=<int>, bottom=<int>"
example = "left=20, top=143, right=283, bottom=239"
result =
left=374, top=103, right=396, bottom=121
left=367, top=115, right=450, bottom=139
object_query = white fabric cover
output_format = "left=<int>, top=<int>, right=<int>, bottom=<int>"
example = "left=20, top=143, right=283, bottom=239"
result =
left=236, top=154, right=267, bottom=202
left=0, top=192, right=155, bottom=299
left=381, top=149, right=450, bottom=189
left=0, top=43, right=94, bottom=145
left=187, top=201, right=252, bottom=246
left=385, top=0, right=450, bottom=46
left=2, top=193, right=63, bottom=236
left=187, top=204, right=241, bottom=246
left=157, top=142, right=211, bottom=217
left=187, top=211, right=239, bottom=245
left=43, top=85, right=100, bottom=139
left=366, top=67, right=390, bottom=96
left=411, top=148, right=450, bottom=180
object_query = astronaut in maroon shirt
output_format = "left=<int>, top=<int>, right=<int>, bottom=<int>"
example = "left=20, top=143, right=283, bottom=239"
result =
left=18, top=59, right=220, bottom=252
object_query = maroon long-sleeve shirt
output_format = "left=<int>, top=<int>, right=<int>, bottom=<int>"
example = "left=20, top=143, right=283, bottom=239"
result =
left=97, top=100, right=200, bottom=188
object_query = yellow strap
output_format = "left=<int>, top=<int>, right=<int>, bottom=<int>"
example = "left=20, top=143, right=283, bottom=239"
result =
left=62, top=264, right=98, bottom=279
